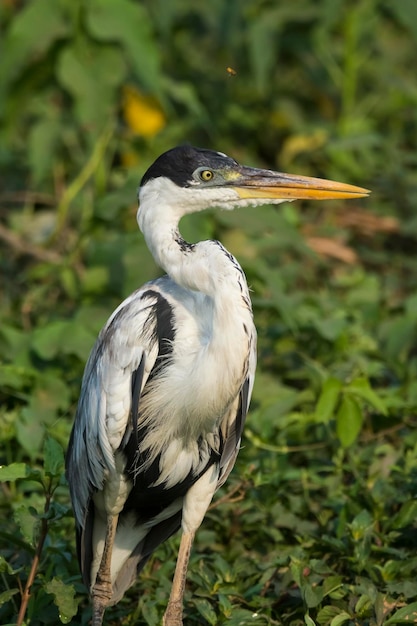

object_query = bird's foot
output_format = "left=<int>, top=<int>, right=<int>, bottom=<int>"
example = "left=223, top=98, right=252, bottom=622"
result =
left=91, top=602, right=106, bottom=626
left=162, top=600, right=183, bottom=626
left=91, top=574, right=113, bottom=626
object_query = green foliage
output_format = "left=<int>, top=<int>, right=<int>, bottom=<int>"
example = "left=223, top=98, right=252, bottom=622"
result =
left=1, top=0, right=417, bottom=624
left=0, top=438, right=78, bottom=625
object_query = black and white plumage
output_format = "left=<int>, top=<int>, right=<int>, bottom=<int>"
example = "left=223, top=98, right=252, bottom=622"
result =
left=66, top=145, right=369, bottom=625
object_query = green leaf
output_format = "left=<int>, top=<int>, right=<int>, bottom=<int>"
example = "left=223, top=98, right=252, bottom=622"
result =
left=44, top=437, right=65, bottom=478
left=85, top=0, right=161, bottom=92
left=317, top=605, right=343, bottom=625
left=0, top=364, right=34, bottom=390
left=16, top=409, right=45, bottom=457
left=0, top=555, right=22, bottom=575
left=380, top=316, right=416, bottom=363
left=248, top=13, right=281, bottom=94
left=346, top=377, right=387, bottom=415
left=303, top=582, right=324, bottom=608
left=223, top=608, right=265, bottom=624
left=31, top=320, right=94, bottom=361
left=391, top=499, right=417, bottom=529
left=336, top=395, right=363, bottom=447
left=315, top=378, right=342, bottom=423
left=31, top=321, right=68, bottom=360
left=0, top=325, right=31, bottom=366
left=330, top=612, right=352, bottom=626
left=14, top=504, right=38, bottom=547
left=0, top=0, right=69, bottom=98
left=44, top=578, right=78, bottom=624
left=57, top=40, right=126, bottom=136
left=140, top=599, right=159, bottom=625
left=0, top=588, right=19, bottom=608
left=81, top=266, right=109, bottom=295
left=389, top=0, right=417, bottom=41
left=322, top=575, right=344, bottom=599
left=60, top=323, right=97, bottom=360
left=385, top=601, right=417, bottom=624
left=0, top=463, right=28, bottom=481
left=195, top=598, right=218, bottom=625
left=314, top=317, right=348, bottom=341
left=19, top=378, right=70, bottom=441
left=42, top=500, right=69, bottom=522
left=349, top=510, right=373, bottom=540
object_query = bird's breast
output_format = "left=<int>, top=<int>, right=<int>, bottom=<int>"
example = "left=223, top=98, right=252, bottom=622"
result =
left=138, top=286, right=255, bottom=450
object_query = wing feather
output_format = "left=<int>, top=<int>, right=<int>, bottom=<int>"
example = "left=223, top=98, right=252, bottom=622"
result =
left=66, top=287, right=161, bottom=527
left=218, top=377, right=252, bottom=488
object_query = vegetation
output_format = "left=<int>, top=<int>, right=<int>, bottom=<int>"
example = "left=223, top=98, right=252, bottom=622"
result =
left=1, top=0, right=417, bottom=624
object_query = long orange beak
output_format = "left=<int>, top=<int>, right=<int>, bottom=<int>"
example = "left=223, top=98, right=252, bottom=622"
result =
left=227, top=166, right=370, bottom=201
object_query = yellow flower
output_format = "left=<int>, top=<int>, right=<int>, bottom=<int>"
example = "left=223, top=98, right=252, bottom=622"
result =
left=122, top=85, right=166, bottom=137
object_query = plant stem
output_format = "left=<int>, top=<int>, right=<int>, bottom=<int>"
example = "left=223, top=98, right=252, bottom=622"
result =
left=51, top=124, right=114, bottom=243
left=16, top=490, right=52, bottom=626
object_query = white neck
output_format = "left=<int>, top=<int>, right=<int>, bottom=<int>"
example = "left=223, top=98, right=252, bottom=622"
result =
left=137, top=178, right=247, bottom=299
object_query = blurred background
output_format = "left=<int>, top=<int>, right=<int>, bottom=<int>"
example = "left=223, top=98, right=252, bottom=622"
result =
left=1, top=1, right=417, bottom=624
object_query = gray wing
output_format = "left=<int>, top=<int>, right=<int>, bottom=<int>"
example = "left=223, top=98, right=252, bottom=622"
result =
left=218, top=378, right=251, bottom=488
left=218, top=336, right=256, bottom=489
left=65, top=286, right=164, bottom=528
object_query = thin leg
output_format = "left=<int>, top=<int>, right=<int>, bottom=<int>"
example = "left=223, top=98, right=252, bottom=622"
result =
left=163, top=531, right=195, bottom=626
left=91, top=515, right=118, bottom=626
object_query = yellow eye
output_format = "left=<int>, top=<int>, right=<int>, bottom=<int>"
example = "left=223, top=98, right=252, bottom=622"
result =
left=200, top=169, right=214, bottom=181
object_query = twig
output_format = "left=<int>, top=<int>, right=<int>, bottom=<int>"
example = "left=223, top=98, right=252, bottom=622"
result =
left=360, top=419, right=414, bottom=443
left=16, top=489, right=52, bottom=626
left=245, top=429, right=328, bottom=453
left=209, top=480, right=248, bottom=510
left=0, top=191, right=56, bottom=206
left=0, top=222, right=62, bottom=264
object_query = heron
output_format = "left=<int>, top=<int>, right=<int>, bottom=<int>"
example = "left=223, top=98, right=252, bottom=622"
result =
left=66, top=145, right=369, bottom=625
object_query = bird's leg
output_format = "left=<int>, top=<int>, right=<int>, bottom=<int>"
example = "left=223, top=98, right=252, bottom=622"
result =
left=162, top=530, right=195, bottom=626
left=91, top=514, right=118, bottom=626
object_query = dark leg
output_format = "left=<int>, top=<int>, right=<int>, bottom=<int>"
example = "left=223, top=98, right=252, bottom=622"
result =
left=91, top=515, right=118, bottom=626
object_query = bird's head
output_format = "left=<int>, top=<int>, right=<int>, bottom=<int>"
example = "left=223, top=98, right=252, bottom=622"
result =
left=137, top=145, right=370, bottom=227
